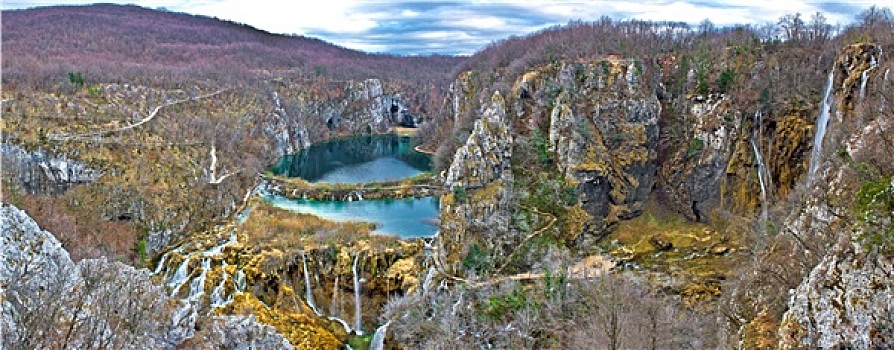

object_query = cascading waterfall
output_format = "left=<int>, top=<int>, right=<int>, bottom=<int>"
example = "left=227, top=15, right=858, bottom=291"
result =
left=168, top=256, right=192, bottom=295
left=154, top=252, right=169, bottom=275
left=188, top=258, right=211, bottom=301
left=302, top=251, right=320, bottom=315
left=353, top=253, right=363, bottom=335
left=202, top=232, right=237, bottom=256
left=370, top=321, right=391, bottom=350
left=808, top=71, right=835, bottom=184
left=211, top=261, right=233, bottom=308
left=210, top=271, right=229, bottom=308
left=422, top=266, right=435, bottom=295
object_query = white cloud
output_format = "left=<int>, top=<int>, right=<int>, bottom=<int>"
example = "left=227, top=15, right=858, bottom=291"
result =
left=2, top=0, right=869, bottom=54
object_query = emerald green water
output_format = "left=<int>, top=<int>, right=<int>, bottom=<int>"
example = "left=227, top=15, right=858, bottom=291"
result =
left=269, top=135, right=431, bottom=183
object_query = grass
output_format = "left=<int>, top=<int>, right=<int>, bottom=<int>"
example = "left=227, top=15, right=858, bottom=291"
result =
left=604, top=198, right=745, bottom=303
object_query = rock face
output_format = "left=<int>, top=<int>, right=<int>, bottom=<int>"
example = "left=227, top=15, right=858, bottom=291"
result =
left=263, top=78, right=418, bottom=158
left=439, top=91, right=515, bottom=271
left=189, top=315, right=296, bottom=350
left=0, top=203, right=194, bottom=349
left=1, top=143, right=103, bottom=195
left=657, top=93, right=742, bottom=221
left=772, top=43, right=893, bottom=349
left=444, top=92, right=513, bottom=188
left=543, top=60, right=660, bottom=243
left=778, top=245, right=894, bottom=349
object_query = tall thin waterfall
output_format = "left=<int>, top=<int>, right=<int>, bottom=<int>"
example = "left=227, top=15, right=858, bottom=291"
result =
left=808, top=71, right=835, bottom=183
left=860, top=69, right=871, bottom=99
left=330, top=275, right=340, bottom=316
left=751, top=139, right=770, bottom=225
left=302, top=252, right=320, bottom=315
left=752, top=111, right=771, bottom=225
left=353, top=253, right=363, bottom=335
left=370, top=321, right=391, bottom=350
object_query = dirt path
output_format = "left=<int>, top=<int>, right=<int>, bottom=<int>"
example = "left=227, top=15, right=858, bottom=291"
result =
left=49, top=89, right=227, bottom=142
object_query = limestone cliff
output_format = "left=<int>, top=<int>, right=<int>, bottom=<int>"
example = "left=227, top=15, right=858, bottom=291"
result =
left=1, top=203, right=194, bottom=349
left=542, top=59, right=660, bottom=244
left=774, top=42, right=892, bottom=349
left=439, top=91, right=515, bottom=272
left=1, top=143, right=103, bottom=195
left=778, top=243, right=894, bottom=349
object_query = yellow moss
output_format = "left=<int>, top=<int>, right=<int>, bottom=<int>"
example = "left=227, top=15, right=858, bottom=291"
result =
left=222, top=293, right=343, bottom=350
left=741, top=309, right=781, bottom=350
left=609, top=201, right=744, bottom=304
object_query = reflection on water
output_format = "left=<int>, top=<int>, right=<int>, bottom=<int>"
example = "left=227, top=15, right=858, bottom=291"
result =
left=270, top=135, right=431, bottom=183
left=265, top=195, right=439, bottom=238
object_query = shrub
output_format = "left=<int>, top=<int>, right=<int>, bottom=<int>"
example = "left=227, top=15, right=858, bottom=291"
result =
left=462, top=243, right=491, bottom=273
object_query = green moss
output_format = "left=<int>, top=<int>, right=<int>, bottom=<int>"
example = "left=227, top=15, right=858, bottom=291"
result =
left=462, top=243, right=492, bottom=274
left=482, top=285, right=527, bottom=320
left=855, top=176, right=894, bottom=254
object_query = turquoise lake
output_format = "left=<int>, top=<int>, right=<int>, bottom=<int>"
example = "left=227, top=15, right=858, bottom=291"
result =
left=266, top=135, right=439, bottom=238
left=265, top=195, right=440, bottom=238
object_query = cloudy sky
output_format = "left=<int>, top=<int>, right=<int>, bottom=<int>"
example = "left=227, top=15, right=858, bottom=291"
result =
left=2, top=1, right=879, bottom=55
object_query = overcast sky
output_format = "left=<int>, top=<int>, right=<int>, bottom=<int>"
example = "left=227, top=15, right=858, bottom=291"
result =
left=2, top=1, right=880, bottom=55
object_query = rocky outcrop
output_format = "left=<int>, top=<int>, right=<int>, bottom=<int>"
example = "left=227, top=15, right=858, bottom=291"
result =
left=264, top=90, right=313, bottom=157
left=346, top=78, right=418, bottom=130
left=190, top=315, right=295, bottom=350
left=439, top=91, right=515, bottom=271
left=543, top=59, right=660, bottom=243
left=771, top=43, right=893, bottom=349
left=778, top=244, right=894, bottom=349
left=444, top=91, right=513, bottom=188
left=1, top=143, right=103, bottom=195
left=657, top=94, right=742, bottom=221
left=1, top=203, right=194, bottom=349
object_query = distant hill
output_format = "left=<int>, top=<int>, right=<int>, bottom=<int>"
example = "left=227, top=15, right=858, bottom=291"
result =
left=1, top=4, right=465, bottom=86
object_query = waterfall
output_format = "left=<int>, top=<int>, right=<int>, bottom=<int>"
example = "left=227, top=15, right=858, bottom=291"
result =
left=202, top=232, right=237, bottom=256
left=808, top=71, right=835, bottom=184
left=188, top=258, right=211, bottom=301
left=329, top=316, right=352, bottom=334
left=343, top=191, right=364, bottom=201
left=234, top=269, right=247, bottom=292
left=153, top=252, right=169, bottom=275
left=330, top=275, right=340, bottom=316
left=353, top=253, right=363, bottom=335
left=860, top=69, right=870, bottom=99
left=370, top=321, right=391, bottom=350
left=168, top=256, right=192, bottom=295
left=210, top=269, right=229, bottom=308
left=422, top=266, right=435, bottom=295
left=302, top=252, right=320, bottom=315
left=751, top=139, right=770, bottom=225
